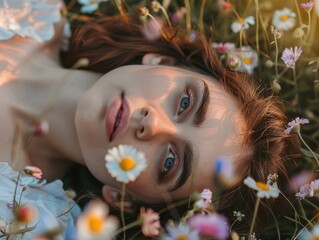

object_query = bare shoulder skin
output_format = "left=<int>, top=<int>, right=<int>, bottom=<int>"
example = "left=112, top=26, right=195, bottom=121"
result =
left=0, top=34, right=103, bottom=180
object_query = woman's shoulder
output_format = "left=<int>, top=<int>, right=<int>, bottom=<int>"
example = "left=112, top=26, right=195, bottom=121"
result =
left=0, top=0, right=65, bottom=85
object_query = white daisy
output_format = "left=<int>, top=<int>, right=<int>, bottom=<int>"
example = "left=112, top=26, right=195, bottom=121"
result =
left=272, top=8, right=296, bottom=31
left=231, top=16, right=255, bottom=33
left=77, top=200, right=118, bottom=240
left=105, top=145, right=147, bottom=184
left=77, top=0, right=108, bottom=13
left=238, top=47, right=258, bottom=74
left=0, top=0, right=62, bottom=41
left=244, top=176, right=280, bottom=199
left=227, top=46, right=258, bottom=74
left=164, top=223, right=200, bottom=240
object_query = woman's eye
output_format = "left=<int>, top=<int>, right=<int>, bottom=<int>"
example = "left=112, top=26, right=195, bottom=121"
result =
left=162, top=152, right=175, bottom=173
left=178, top=95, right=190, bottom=114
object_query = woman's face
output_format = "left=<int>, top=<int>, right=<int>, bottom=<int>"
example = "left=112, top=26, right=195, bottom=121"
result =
left=75, top=64, right=247, bottom=203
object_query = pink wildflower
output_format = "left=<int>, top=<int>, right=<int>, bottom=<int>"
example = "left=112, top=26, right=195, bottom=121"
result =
left=281, top=46, right=303, bottom=69
left=227, top=55, right=240, bottom=70
left=141, top=18, right=163, bottom=41
left=284, top=117, right=309, bottom=134
left=217, top=0, right=232, bottom=11
left=15, top=204, right=38, bottom=224
left=300, top=1, right=314, bottom=12
left=189, top=213, right=229, bottom=240
left=30, top=120, right=49, bottom=137
left=296, top=179, right=319, bottom=199
left=24, top=166, right=43, bottom=179
left=194, top=189, right=212, bottom=213
left=289, top=171, right=315, bottom=192
left=140, top=207, right=161, bottom=238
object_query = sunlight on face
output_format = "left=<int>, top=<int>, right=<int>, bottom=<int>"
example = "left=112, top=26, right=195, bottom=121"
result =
left=75, top=65, right=248, bottom=203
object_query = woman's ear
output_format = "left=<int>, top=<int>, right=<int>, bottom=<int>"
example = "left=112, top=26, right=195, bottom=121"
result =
left=142, top=53, right=176, bottom=66
left=102, top=185, right=137, bottom=214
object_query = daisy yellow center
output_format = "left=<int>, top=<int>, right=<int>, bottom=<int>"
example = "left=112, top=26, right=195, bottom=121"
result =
left=176, top=236, right=189, bottom=240
left=256, top=182, right=269, bottom=191
left=242, top=57, right=252, bottom=65
left=237, top=18, right=244, bottom=23
left=87, top=214, right=103, bottom=234
left=119, top=157, right=136, bottom=171
left=280, top=15, right=289, bottom=21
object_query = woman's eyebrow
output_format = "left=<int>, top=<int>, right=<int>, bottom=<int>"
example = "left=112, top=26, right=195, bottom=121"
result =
left=169, top=141, right=193, bottom=192
left=193, top=79, right=210, bottom=126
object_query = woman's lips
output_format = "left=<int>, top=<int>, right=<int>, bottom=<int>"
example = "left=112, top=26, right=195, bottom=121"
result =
left=105, top=93, right=130, bottom=141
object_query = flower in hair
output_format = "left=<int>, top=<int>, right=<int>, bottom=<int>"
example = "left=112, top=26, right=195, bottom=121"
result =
left=164, top=223, right=199, bottom=240
left=284, top=117, right=309, bottom=134
left=76, top=200, right=118, bottom=240
left=281, top=47, right=303, bottom=69
left=105, top=145, right=147, bottom=183
left=140, top=207, right=161, bottom=238
left=77, top=0, right=108, bottom=14
left=0, top=0, right=62, bottom=41
left=272, top=8, right=296, bottom=31
left=188, top=213, right=229, bottom=240
left=231, top=16, right=255, bottom=33
left=244, top=177, right=279, bottom=199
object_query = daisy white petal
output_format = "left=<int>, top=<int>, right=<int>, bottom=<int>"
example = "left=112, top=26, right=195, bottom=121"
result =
left=105, top=145, right=147, bottom=184
left=244, top=176, right=279, bottom=199
left=272, top=8, right=296, bottom=31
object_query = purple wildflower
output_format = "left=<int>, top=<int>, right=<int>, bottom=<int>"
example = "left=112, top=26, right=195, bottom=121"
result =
left=300, top=1, right=314, bottom=11
left=296, top=179, right=319, bottom=199
left=281, top=46, right=303, bottom=69
left=284, top=117, right=309, bottom=134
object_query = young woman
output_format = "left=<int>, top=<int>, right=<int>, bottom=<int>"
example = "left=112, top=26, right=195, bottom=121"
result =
left=0, top=4, right=297, bottom=238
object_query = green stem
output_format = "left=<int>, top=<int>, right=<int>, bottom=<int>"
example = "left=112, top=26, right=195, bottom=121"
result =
left=115, top=0, right=126, bottom=17
left=120, top=183, right=126, bottom=240
left=13, top=172, right=22, bottom=210
left=239, top=28, right=243, bottom=48
left=146, top=13, right=167, bottom=39
left=305, top=11, right=312, bottom=41
left=248, top=197, right=260, bottom=240
left=274, top=35, right=279, bottom=79
left=160, top=6, right=172, bottom=28
left=293, top=67, right=299, bottom=104
left=255, top=0, right=259, bottom=51
left=199, top=0, right=206, bottom=36
left=184, top=0, right=191, bottom=33
left=297, top=131, right=319, bottom=165
left=114, top=218, right=142, bottom=236
left=294, top=0, right=302, bottom=26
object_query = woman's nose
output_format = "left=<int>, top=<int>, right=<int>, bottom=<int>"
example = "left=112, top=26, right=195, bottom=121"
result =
left=136, top=107, right=175, bottom=140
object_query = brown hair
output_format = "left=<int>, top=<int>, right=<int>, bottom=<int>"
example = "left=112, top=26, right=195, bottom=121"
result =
left=66, top=16, right=298, bottom=237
